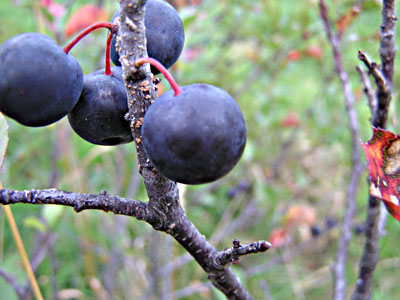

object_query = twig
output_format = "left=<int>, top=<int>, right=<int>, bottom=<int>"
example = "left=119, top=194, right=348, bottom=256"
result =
left=117, top=1, right=269, bottom=298
left=357, top=50, right=387, bottom=89
left=318, top=1, right=363, bottom=300
left=0, top=267, right=24, bottom=299
left=355, top=65, right=376, bottom=113
left=0, top=184, right=272, bottom=298
left=1, top=1, right=271, bottom=298
left=259, top=279, right=274, bottom=300
left=0, top=189, right=149, bottom=220
left=213, top=240, right=271, bottom=267
left=174, top=281, right=212, bottom=299
left=158, top=194, right=262, bottom=277
left=2, top=198, right=44, bottom=300
left=351, top=1, right=397, bottom=300
left=281, top=247, right=305, bottom=300
left=358, top=50, right=391, bottom=126
left=245, top=222, right=336, bottom=277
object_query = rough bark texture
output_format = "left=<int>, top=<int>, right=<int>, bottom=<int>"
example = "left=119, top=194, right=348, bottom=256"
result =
left=0, top=1, right=270, bottom=299
left=318, top=2, right=363, bottom=300
left=0, top=1, right=272, bottom=298
left=116, top=2, right=260, bottom=298
left=351, top=1, right=397, bottom=300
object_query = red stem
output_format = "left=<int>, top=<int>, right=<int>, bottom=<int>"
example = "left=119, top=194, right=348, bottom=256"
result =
left=105, top=32, right=113, bottom=76
left=63, top=22, right=115, bottom=54
left=135, top=57, right=182, bottom=96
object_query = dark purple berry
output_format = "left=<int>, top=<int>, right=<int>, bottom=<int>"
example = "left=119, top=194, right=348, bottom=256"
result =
left=141, top=84, right=246, bottom=184
left=111, top=0, right=185, bottom=74
left=68, top=67, right=133, bottom=146
left=311, top=225, right=322, bottom=237
left=0, top=33, right=83, bottom=127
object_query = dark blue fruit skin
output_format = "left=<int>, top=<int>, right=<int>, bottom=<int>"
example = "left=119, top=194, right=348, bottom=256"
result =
left=111, top=0, right=185, bottom=74
left=142, top=84, right=246, bottom=184
left=0, top=33, right=83, bottom=127
left=68, top=67, right=133, bottom=146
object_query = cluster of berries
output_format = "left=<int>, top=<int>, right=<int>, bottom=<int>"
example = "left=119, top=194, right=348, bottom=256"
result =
left=0, top=0, right=246, bottom=185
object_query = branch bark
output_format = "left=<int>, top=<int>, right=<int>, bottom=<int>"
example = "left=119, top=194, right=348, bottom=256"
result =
left=318, top=1, right=363, bottom=300
left=117, top=1, right=269, bottom=298
left=351, top=1, right=397, bottom=300
left=1, top=1, right=270, bottom=299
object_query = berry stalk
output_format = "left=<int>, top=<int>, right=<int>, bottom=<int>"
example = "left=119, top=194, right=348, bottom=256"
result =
left=105, top=32, right=113, bottom=76
left=135, top=57, right=182, bottom=96
left=63, top=22, right=117, bottom=54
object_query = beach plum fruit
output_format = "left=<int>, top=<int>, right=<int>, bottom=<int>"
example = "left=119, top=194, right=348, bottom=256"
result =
left=68, top=67, right=133, bottom=146
left=111, top=0, right=185, bottom=74
left=141, top=84, right=246, bottom=184
left=0, top=33, right=83, bottom=127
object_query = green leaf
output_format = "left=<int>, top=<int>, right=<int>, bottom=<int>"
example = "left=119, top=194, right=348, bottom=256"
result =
left=0, top=112, right=9, bottom=170
left=42, top=205, right=64, bottom=227
left=23, top=216, right=47, bottom=233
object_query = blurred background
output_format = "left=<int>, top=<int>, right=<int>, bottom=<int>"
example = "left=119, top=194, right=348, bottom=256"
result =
left=0, top=0, right=400, bottom=299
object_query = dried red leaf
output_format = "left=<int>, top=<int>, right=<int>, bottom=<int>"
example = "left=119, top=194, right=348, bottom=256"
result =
left=269, top=227, right=290, bottom=247
left=362, top=127, right=400, bottom=222
left=335, top=4, right=361, bottom=37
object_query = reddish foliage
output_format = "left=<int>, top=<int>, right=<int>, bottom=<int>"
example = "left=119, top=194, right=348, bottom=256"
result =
left=304, top=46, right=323, bottom=60
left=363, top=127, right=400, bottom=222
left=40, top=0, right=65, bottom=18
left=335, top=4, right=361, bottom=37
left=282, top=112, right=300, bottom=128
left=283, top=204, right=317, bottom=227
left=269, top=227, right=290, bottom=247
left=287, top=50, right=301, bottom=61
left=64, top=5, right=108, bottom=38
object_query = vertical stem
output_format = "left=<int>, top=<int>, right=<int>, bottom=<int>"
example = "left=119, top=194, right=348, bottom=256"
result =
left=105, top=32, right=113, bottom=76
left=1, top=183, right=44, bottom=300
left=351, top=1, right=397, bottom=299
left=318, top=1, right=363, bottom=300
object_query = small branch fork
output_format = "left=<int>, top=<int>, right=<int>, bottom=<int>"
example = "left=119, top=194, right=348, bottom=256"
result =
left=214, top=240, right=271, bottom=267
left=1, top=3, right=270, bottom=299
left=318, top=1, right=363, bottom=300
left=351, top=1, right=397, bottom=300
left=116, top=1, right=270, bottom=299
left=0, top=188, right=149, bottom=219
left=0, top=188, right=271, bottom=296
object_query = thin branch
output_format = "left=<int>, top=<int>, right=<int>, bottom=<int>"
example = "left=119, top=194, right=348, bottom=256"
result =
left=351, top=1, right=397, bottom=300
left=318, top=1, right=363, bottom=300
left=357, top=50, right=387, bottom=91
left=0, top=267, right=24, bottom=299
left=213, top=240, right=271, bottom=267
left=0, top=189, right=149, bottom=220
left=358, top=49, right=391, bottom=126
left=117, top=1, right=268, bottom=299
left=245, top=222, right=336, bottom=277
left=174, top=281, right=213, bottom=299
left=259, top=279, right=274, bottom=300
left=1, top=1, right=271, bottom=299
left=3, top=205, right=44, bottom=300
left=379, top=0, right=397, bottom=86
left=17, top=230, right=57, bottom=300
left=355, top=65, right=376, bottom=113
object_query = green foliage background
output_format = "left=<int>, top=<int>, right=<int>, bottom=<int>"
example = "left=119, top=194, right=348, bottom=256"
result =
left=1, top=0, right=400, bottom=299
